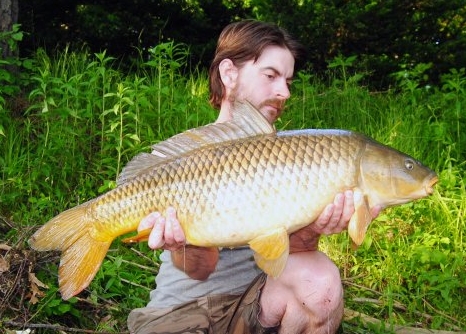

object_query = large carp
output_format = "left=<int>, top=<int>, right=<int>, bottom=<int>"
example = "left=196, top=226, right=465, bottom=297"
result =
left=29, top=101, right=438, bottom=300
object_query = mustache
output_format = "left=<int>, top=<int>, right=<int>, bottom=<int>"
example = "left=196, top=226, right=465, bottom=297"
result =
left=258, top=99, right=285, bottom=112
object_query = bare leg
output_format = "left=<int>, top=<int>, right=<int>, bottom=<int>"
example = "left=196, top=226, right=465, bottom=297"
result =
left=258, top=251, right=344, bottom=334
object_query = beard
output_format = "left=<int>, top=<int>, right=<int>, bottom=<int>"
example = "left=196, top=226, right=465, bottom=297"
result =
left=228, top=87, right=285, bottom=122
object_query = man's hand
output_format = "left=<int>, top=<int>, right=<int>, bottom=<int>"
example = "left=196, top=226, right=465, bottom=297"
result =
left=138, top=207, right=186, bottom=251
left=289, top=190, right=381, bottom=253
left=138, top=207, right=219, bottom=280
left=310, top=190, right=355, bottom=235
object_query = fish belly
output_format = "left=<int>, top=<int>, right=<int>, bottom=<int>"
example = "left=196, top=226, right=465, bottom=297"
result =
left=87, top=133, right=361, bottom=247
left=169, top=134, right=361, bottom=246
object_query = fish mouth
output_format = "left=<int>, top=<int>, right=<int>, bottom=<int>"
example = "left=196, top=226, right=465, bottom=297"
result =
left=426, top=175, right=439, bottom=194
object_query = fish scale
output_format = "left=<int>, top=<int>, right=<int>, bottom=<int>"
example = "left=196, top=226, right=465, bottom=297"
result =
left=148, top=134, right=353, bottom=246
left=29, top=101, right=437, bottom=300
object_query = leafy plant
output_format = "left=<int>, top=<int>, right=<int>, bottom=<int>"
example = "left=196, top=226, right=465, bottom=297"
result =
left=1, top=42, right=465, bottom=332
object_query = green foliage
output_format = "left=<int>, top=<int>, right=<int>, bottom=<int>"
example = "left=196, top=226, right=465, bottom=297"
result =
left=298, top=61, right=466, bottom=331
left=1, top=44, right=465, bottom=332
left=16, top=0, right=466, bottom=89
left=0, top=24, right=34, bottom=137
left=327, top=55, right=365, bottom=90
left=19, top=0, right=250, bottom=70
left=252, top=0, right=466, bottom=89
left=36, top=287, right=81, bottom=319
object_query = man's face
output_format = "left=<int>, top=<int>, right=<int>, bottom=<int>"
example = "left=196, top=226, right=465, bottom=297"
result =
left=232, top=45, right=295, bottom=123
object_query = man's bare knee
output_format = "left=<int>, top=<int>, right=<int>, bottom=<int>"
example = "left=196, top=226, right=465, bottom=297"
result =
left=299, top=254, right=342, bottom=311
left=260, top=252, right=344, bottom=333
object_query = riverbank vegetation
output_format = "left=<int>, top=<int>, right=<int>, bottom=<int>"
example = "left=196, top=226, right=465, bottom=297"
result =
left=1, top=39, right=464, bottom=333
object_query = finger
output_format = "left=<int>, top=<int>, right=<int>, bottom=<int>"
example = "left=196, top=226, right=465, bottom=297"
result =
left=138, top=212, right=160, bottom=232
left=314, top=192, right=349, bottom=234
left=148, top=216, right=166, bottom=249
left=329, top=192, right=345, bottom=225
left=163, top=210, right=182, bottom=251
left=313, top=202, right=335, bottom=232
left=371, top=205, right=383, bottom=219
left=165, top=211, right=174, bottom=242
left=340, top=190, right=355, bottom=223
left=166, top=207, right=186, bottom=244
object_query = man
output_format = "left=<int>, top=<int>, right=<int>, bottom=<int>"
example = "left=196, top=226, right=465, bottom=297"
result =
left=128, top=20, right=380, bottom=334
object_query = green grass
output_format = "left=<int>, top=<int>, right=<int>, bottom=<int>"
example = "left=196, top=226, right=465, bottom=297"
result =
left=0, top=45, right=464, bottom=333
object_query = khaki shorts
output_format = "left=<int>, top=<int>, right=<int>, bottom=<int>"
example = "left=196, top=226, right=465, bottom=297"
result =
left=127, top=273, right=278, bottom=334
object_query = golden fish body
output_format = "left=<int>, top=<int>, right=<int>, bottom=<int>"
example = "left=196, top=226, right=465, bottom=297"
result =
left=29, top=102, right=438, bottom=300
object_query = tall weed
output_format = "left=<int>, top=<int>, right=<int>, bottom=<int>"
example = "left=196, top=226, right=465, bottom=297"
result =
left=1, top=50, right=464, bottom=332
left=294, top=56, right=466, bottom=331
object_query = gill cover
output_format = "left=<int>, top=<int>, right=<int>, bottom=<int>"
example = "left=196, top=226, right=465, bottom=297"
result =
left=359, top=138, right=436, bottom=209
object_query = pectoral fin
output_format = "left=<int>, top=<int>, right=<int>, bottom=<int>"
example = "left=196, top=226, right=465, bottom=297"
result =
left=248, top=227, right=289, bottom=278
left=122, top=228, right=152, bottom=243
left=348, top=189, right=372, bottom=247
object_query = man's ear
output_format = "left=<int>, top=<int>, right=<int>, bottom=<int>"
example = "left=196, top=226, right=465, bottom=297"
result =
left=219, top=59, right=238, bottom=90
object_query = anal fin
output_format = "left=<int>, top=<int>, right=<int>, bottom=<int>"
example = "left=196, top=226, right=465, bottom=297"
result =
left=121, top=228, right=152, bottom=243
left=248, top=227, right=289, bottom=278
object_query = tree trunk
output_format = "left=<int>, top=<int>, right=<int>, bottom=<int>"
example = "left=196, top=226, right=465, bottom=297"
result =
left=0, top=0, right=19, bottom=59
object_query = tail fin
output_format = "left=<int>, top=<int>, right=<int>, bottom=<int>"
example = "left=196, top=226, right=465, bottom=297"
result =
left=29, top=202, right=112, bottom=300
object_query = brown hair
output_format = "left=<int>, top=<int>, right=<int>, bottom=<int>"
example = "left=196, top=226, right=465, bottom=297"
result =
left=208, top=20, right=304, bottom=109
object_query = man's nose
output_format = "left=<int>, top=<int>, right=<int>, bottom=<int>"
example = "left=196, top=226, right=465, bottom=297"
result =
left=275, top=79, right=290, bottom=99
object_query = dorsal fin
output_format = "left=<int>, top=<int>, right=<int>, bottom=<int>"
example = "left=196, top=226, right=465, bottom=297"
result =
left=117, top=101, right=274, bottom=185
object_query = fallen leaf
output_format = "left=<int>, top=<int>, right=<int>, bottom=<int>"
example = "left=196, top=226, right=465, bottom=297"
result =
left=0, top=256, right=9, bottom=272
left=29, top=272, right=48, bottom=289
left=0, top=243, right=12, bottom=251
left=28, top=272, right=48, bottom=304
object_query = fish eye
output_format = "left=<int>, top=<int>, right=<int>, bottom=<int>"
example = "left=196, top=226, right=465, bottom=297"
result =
left=405, top=159, right=415, bottom=170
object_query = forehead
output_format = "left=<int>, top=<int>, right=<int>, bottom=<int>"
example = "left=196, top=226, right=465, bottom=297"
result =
left=252, top=45, right=295, bottom=77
